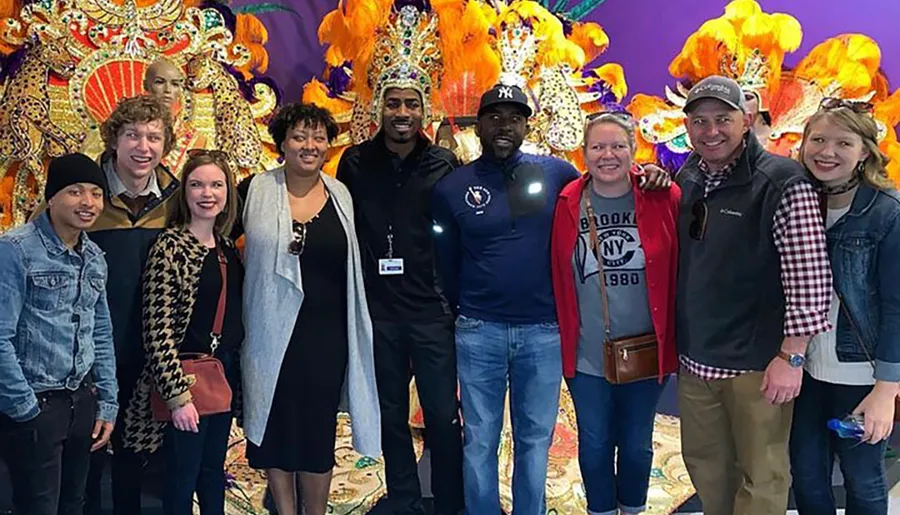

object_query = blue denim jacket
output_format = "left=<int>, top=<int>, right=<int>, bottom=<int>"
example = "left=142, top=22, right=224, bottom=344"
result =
left=0, top=212, right=118, bottom=422
left=828, top=184, right=900, bottom=381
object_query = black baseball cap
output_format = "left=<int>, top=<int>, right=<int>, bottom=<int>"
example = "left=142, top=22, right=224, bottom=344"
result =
left=683, top=75, right=746, bottom=113
left=477, top=84, right=533, bottom=118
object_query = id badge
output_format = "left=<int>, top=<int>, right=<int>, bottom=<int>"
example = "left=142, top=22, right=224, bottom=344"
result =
left=378, top=258, right=405, bottom=276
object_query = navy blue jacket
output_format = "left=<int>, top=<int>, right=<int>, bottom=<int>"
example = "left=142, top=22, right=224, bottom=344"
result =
left=432, top=150, right=579, bottom=324
left=828, top=183, right=900, bottom=381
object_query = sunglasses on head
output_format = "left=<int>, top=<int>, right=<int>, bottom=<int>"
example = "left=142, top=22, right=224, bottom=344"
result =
left=689, top=199, right=708, bottom=241
left=587, top=110, right=634, bottom=122
left=187, top=149, right=230, bottom=160
left=818, top=97, right=874, bottom=115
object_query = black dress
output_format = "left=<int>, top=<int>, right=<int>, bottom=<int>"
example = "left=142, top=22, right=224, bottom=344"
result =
left=246, top=197, right=350, bottom=473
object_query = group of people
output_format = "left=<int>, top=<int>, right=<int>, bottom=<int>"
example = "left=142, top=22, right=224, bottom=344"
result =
left=0, top=70, right=897, bottom=515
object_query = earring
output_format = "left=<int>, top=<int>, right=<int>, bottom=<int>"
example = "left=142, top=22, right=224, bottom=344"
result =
left=856, top=161, right=865, bottom=174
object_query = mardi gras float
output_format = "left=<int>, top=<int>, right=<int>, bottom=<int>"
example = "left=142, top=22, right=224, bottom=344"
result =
left=0, top=0, right=282, bottom=233
left=629, top=0, right=900, bottom=187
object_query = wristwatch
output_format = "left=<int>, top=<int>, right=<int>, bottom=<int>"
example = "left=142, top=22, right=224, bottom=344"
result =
left=778, top=351, right=806, bottom=368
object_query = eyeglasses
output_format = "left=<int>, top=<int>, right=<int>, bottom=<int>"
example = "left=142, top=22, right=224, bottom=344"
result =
left=689, top=199, right=708, bottom=241
left=818, top=97, right=874, bottom=114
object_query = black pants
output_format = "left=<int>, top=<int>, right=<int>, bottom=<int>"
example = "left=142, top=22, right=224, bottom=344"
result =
left=83, top=373, right=144, bottom=515
left=0, top=384, right=96, bottom=515
left=163, top=411, right=232, bottom=515
left=373, top=318, right=464, bottom=515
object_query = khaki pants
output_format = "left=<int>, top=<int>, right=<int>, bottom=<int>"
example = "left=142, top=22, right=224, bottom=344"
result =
left=678, top=370, right=794, bottom=515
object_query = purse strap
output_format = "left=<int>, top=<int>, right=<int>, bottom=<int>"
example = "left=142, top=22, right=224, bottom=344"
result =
left=582, top=184, right=612, bottom=342
left=834, top=289, right=876, bottom=372
left=210, top=245, right=228, bottom=355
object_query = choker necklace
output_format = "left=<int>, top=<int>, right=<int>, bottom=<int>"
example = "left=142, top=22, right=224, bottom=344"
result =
left=819, top=174, right=860, bottom=195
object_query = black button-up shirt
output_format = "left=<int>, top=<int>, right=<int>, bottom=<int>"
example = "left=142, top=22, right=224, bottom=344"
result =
left=337, top=134, right=458, bottom=321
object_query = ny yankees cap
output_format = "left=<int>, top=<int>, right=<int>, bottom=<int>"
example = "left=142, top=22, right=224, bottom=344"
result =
left=477, top=83, right=533, bottom=118
left=683, top=75, right=746, bottom=113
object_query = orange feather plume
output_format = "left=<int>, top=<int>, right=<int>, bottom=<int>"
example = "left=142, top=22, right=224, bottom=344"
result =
left=793, top=34, right=881, bottom=98
left=231, top=14, right=269, bottom=79
left=302, top=78, right=353, bottom=116
left=568, top=22, right=610, bottom=65
left=432, top=0, right=500, bottom=96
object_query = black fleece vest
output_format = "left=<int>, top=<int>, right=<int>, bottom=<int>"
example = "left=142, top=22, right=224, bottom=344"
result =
left=675, top=136, right=811, bottom=370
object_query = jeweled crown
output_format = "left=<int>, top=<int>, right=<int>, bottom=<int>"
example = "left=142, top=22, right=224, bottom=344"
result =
left=368, top=5, right=442, bottom=129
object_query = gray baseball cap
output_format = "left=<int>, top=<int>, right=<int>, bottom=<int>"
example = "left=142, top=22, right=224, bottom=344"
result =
left=683, top=75, right=746, bottom=113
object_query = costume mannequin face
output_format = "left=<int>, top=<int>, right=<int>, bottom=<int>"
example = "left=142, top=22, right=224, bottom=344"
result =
left=144, top=60, right=184, bottom=109
left=802, top=115, right=869, bottom=187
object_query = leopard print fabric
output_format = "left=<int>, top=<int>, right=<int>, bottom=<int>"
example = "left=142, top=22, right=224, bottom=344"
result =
left=122, top=227, right=239, bottom=453
left=185, top=54, right=261, bottom=172
left=0, top=38, right=83, bottom=225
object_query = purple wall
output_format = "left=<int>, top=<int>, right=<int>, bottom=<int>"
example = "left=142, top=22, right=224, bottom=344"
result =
left=239, top=0, right=900, bottom=102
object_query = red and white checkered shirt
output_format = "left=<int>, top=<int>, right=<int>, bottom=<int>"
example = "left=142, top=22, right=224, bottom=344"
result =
left=680, top=152, right=833, bottom=380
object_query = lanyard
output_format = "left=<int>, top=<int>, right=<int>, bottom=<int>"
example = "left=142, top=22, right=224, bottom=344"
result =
left=385, top=223, right=395, bottom=259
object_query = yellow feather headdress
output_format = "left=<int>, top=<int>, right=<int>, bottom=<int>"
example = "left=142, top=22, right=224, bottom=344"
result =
left=668, top=0, right=802, bottom=111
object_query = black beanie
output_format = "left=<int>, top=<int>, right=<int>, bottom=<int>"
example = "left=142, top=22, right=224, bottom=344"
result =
left=44, top=153, right=107, bottom=202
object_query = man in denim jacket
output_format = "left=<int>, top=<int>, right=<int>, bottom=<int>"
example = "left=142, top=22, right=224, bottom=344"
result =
left=0, top=153, right=118, bottom=515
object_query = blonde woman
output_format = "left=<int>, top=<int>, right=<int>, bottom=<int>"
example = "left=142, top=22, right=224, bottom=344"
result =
left=551, top=112, right=679, bottom=515
left=790, top=99, right=900, bottom=515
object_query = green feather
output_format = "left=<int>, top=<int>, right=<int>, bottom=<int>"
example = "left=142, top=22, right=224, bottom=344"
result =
left=567, top=0, right=609, bottom=20
left=232, top=2, right=302, bottom=18
left=552, top=0, right=569, bottom=13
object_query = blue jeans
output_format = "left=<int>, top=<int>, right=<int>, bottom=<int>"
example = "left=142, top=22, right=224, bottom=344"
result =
left=163, top=411, right=233, bottom=515
left=567, top=373, right=666, bottom=515
left=455, top=316, right=562, bottom=515
left=790, top=373, right=888, bottom=515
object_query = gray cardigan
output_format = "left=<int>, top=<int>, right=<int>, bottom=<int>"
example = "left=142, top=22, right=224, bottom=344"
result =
left=240, top=168, right=381, bottom=456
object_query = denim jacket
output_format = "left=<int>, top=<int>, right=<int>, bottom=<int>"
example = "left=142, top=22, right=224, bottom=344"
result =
left=0, top=212, right=118, bottom=422
left=828, top=184, right=900, bottom=382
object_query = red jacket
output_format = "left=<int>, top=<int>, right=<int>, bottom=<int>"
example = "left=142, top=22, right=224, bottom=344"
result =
left=550, top=173, right=680, bottom=379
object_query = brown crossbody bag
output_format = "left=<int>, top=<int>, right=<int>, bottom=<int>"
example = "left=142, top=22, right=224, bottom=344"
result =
left=834, top=290, right=900, bottom=421
left=582, top=187, right=659, bottom=384
left=151, top=246, right=233, bottom=421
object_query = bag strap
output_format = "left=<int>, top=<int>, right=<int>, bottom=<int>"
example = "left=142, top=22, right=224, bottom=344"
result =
left=210, top=245, right=227, bottom=355
left=834, top=289, right=876, bottom=372
left=581, top=184, right=612, bottom=342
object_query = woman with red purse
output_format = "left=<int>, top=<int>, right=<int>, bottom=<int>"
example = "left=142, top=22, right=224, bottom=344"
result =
left=550, top=112, right=680, bottom=515
left=121, top=150, right=243, bottom=515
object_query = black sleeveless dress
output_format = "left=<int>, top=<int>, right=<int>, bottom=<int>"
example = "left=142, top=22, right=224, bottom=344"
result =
left=246, top=197, right=349, bottom=473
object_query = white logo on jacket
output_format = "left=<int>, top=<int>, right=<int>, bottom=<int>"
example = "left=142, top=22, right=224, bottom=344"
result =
left=464, top=185, right=492, bottom=213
